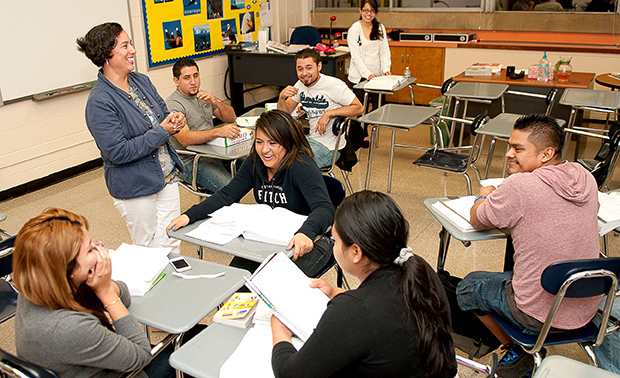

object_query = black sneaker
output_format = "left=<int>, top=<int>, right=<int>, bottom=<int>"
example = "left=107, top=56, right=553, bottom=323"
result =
left=495, top=345, right=535, bottom=378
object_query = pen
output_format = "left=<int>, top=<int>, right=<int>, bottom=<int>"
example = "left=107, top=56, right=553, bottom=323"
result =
left=148, top=273, right=166, bottom=291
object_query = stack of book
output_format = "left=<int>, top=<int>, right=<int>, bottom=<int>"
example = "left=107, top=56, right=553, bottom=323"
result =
left=213, top=292, right=259, bottom=329
left=464, top=62, right=502, bottom=77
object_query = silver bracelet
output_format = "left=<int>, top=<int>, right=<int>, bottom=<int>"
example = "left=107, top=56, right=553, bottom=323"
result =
left=103, top=297, right=121, bottom=309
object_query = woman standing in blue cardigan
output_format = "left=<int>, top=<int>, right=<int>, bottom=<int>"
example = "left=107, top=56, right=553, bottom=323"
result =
left=77, top=23, right=185, bottom=252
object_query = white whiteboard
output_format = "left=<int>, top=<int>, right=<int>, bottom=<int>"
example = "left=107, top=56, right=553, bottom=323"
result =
left=0, top=0, right=132, bottom=102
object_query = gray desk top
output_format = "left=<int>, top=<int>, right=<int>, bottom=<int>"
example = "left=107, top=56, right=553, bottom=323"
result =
left=444, top=82, right=509, bottom=100
left=353, top=77, right=417, bottom=93
left=533, top=356, right=620, bottom=378
left=423, top=198, right=507, bottom=242
left=357, top=104, right=439, bottom=128
left=128, top=253, right=249, bottom=334
left=476, top=113, right=523, bottom=139
left=186, top=139, right=253, bottom=160
left=559, top=88, right=620, bottom=109
left=168, top=219, right=293, bottom=262
left=170, top=323, right=249, bottom=378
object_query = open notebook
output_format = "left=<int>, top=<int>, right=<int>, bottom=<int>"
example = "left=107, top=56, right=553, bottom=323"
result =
left=109, top=243, right=170, bottom=296
left=244, top=252, right=329, bottom=342
left=185, top=203, right=308, bottom=245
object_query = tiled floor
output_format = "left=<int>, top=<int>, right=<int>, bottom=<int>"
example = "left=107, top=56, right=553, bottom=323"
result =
left=1, top=116, right=618, bottom=376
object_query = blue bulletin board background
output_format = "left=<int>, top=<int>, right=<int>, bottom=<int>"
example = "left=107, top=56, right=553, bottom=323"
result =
left=142, top=0, right=265, bottom=68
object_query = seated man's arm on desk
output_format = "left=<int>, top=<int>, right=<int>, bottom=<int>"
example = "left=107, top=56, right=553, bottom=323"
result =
left=166, top=93, right=240, bottom=148
left=470, top=181, right=523, bottom=230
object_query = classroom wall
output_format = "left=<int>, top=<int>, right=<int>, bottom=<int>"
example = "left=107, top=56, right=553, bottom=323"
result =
left=0, top=0, right=281, bottom=194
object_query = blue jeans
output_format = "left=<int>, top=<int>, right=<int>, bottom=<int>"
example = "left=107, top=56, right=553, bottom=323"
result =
left=456, top=271, right=538, bottom=336
left=594, top=298, right=620, bottom=374
left=180, top=157, right=235, bottom=193
left=307, top=137, right=339, bottom=170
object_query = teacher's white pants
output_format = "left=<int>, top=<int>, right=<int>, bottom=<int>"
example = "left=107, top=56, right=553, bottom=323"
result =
left=113, top=182, right=181, bottom=253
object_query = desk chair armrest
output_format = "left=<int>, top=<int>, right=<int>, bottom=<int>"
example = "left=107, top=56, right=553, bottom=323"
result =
left=572, top=105, right=618, bottom=115
left=564, top=128, right=609, bottom=140
left=506, top=90, right=547, bottom=100
left=413, top=78, right=454, bottom=95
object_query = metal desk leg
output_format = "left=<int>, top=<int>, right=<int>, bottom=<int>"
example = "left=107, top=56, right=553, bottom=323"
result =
left=437, top=227, right=452, bottom=272
left=484, top=137, right=497, bottom=179
left=387, top=129, right=396, bottom=193
left=374, top=94, right=384, bottom=148
left=229, top=158, right=238, bottom=178
left=364, top=125, right=378, bottom=189
left=562, top=107, right=578, bottom=161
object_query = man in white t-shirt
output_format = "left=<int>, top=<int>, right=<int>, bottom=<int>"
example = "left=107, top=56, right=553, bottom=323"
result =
left=277, top=48, right=364, bottom=169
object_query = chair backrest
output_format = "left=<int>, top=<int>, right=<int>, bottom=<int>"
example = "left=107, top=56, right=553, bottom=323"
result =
left=290, top=26, right=322, bottom=46
left=541, top=258, right=620, bottom=298
left=544, top=87, right=558, bottom=115
left=590, top=128, right=620, bottom=189
left=0, top=237, right=15, bottom=278
left=0, top=347, right=59, bottom=378
left=322, top=175, right=346, bottom=209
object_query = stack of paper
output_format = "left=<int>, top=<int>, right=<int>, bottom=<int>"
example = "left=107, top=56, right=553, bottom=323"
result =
left=364, top=75, right=405, bottom=91
left=207, top=127, right=253, bottom=147
left=431, top=196, right=477, bottom=233
left=109, top=243, right=171, bottom=296
left=597, top=191, right=620, bottom=236
left=185, top=203, right=308, bottom=245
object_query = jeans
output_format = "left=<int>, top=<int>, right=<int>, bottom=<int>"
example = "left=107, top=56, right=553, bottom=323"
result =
left=307, top=137, right=339, bottom=170
left=456, top=271, right=538, bottom=336
left=113, top=182, right=181, bottom=253
left=594, top=298, right=620, bottom=374
left=180, top=157, right=234, bottom=193
left=231, top=235, right=334, bottom=278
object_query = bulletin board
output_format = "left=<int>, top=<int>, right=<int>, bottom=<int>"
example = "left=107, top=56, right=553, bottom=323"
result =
left=142, top=0, right=265, bottom=68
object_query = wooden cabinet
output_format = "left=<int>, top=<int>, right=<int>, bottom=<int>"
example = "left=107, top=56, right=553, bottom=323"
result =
left=386, top=46, right=445, bottom=105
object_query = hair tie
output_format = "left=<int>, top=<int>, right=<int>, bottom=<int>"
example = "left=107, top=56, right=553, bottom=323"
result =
left=394, top=246, right=414, bottom=266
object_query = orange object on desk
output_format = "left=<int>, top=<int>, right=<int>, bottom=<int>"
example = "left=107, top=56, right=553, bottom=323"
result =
left=454, top=68, right=595, bottom=89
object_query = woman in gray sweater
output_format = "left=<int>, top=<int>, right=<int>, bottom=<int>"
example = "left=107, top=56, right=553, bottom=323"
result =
left=13, top=208, right=173, bottom=377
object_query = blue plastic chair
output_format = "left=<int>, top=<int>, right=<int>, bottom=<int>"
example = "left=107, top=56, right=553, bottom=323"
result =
left=290, top=26, right=322, bottom=46
left=490, top=258, right=620, bottom=373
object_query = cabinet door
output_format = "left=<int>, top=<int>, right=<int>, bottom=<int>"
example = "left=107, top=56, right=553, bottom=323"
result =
left=385, top=46, right=444, bottom=105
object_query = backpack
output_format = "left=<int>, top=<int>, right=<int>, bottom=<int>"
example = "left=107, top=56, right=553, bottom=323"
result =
left=438, top=270, right=501, bottom=359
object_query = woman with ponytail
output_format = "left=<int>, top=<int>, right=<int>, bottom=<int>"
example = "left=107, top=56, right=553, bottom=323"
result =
left=271, top=191, right=457, bottom=378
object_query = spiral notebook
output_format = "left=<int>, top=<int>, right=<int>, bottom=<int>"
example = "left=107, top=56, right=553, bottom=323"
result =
left=243, top=252, right=330, bottom=342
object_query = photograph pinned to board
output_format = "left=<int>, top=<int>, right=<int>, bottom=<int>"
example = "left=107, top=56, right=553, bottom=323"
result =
left=231, top=0, right=245, bottom=10
left=240, top=11, right=255, bottom=34
left=163, top=20, right=183, bottom=50
left=222, top=19, right=239, bottom=45
left=208, top=0, right=224, bottom=19
left=193, top=24, right=211, bottom=52
left=184, top=0, right=201, bottom=15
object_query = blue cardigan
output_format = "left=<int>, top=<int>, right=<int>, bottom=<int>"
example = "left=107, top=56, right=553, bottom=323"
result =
left=85, top=70, right=183, bottom=200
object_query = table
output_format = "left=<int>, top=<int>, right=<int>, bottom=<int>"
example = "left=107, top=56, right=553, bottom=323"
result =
left=559, top=88, right=620, bottom=160
left=353, top=76, right=417, bottom=110
left=443, top=82, right=509, bottom=147
left=423, top=197, right=508, bottom=272
left=167, top=219, right=294, bottom=262
left=453, top=69, right=595, bottom=121
left=128, top=253, right=249, bottom=335
left=357, top=104, right=440, bottom=193
left=226, top=50, right=350, bottom=114
left=595, top=73, right=620, bottom=91
left=170, top=323, right=249, bottom=378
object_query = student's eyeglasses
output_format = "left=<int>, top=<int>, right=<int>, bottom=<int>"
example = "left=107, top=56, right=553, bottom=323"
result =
left=361, top=8, right=375, bottom=14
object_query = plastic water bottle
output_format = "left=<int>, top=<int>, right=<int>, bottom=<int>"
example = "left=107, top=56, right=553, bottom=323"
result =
left=404, top=67, right=411, bottom=78
left=538, top=52, right=549, bottom=83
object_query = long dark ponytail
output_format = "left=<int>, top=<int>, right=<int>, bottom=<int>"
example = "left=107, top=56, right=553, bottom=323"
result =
left=334, top=191, right=454, bottom=377
left=359, top=0, right=383, bottom=41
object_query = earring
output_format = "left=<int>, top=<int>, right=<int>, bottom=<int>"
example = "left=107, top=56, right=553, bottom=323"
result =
left=106, top=60, right=109, bottom=66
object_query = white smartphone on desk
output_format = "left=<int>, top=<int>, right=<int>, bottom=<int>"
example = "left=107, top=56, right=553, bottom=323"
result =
left=169, top=257, right=192, bottom=273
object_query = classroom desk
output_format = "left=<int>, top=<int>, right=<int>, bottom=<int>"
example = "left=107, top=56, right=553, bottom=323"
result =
left=128, top=253, right=249, bottom=335
left=595, top=73, right=620, bottom=91
left=226, top=50, right=350, bottom=114
left=452, top=69, right=595, bottom=121
left=423, top=197, right=508, bottom=272
left=533, top=356, right=620, bottom=378
left=353, top=77, right=417, bottom=109
left=357, top=104, right=440, bottom=193
left=167, top=219, right=293, bottom=262
left=186, top=139, right=253, bottom=178
left=170, top=323, right=249, bottom=378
